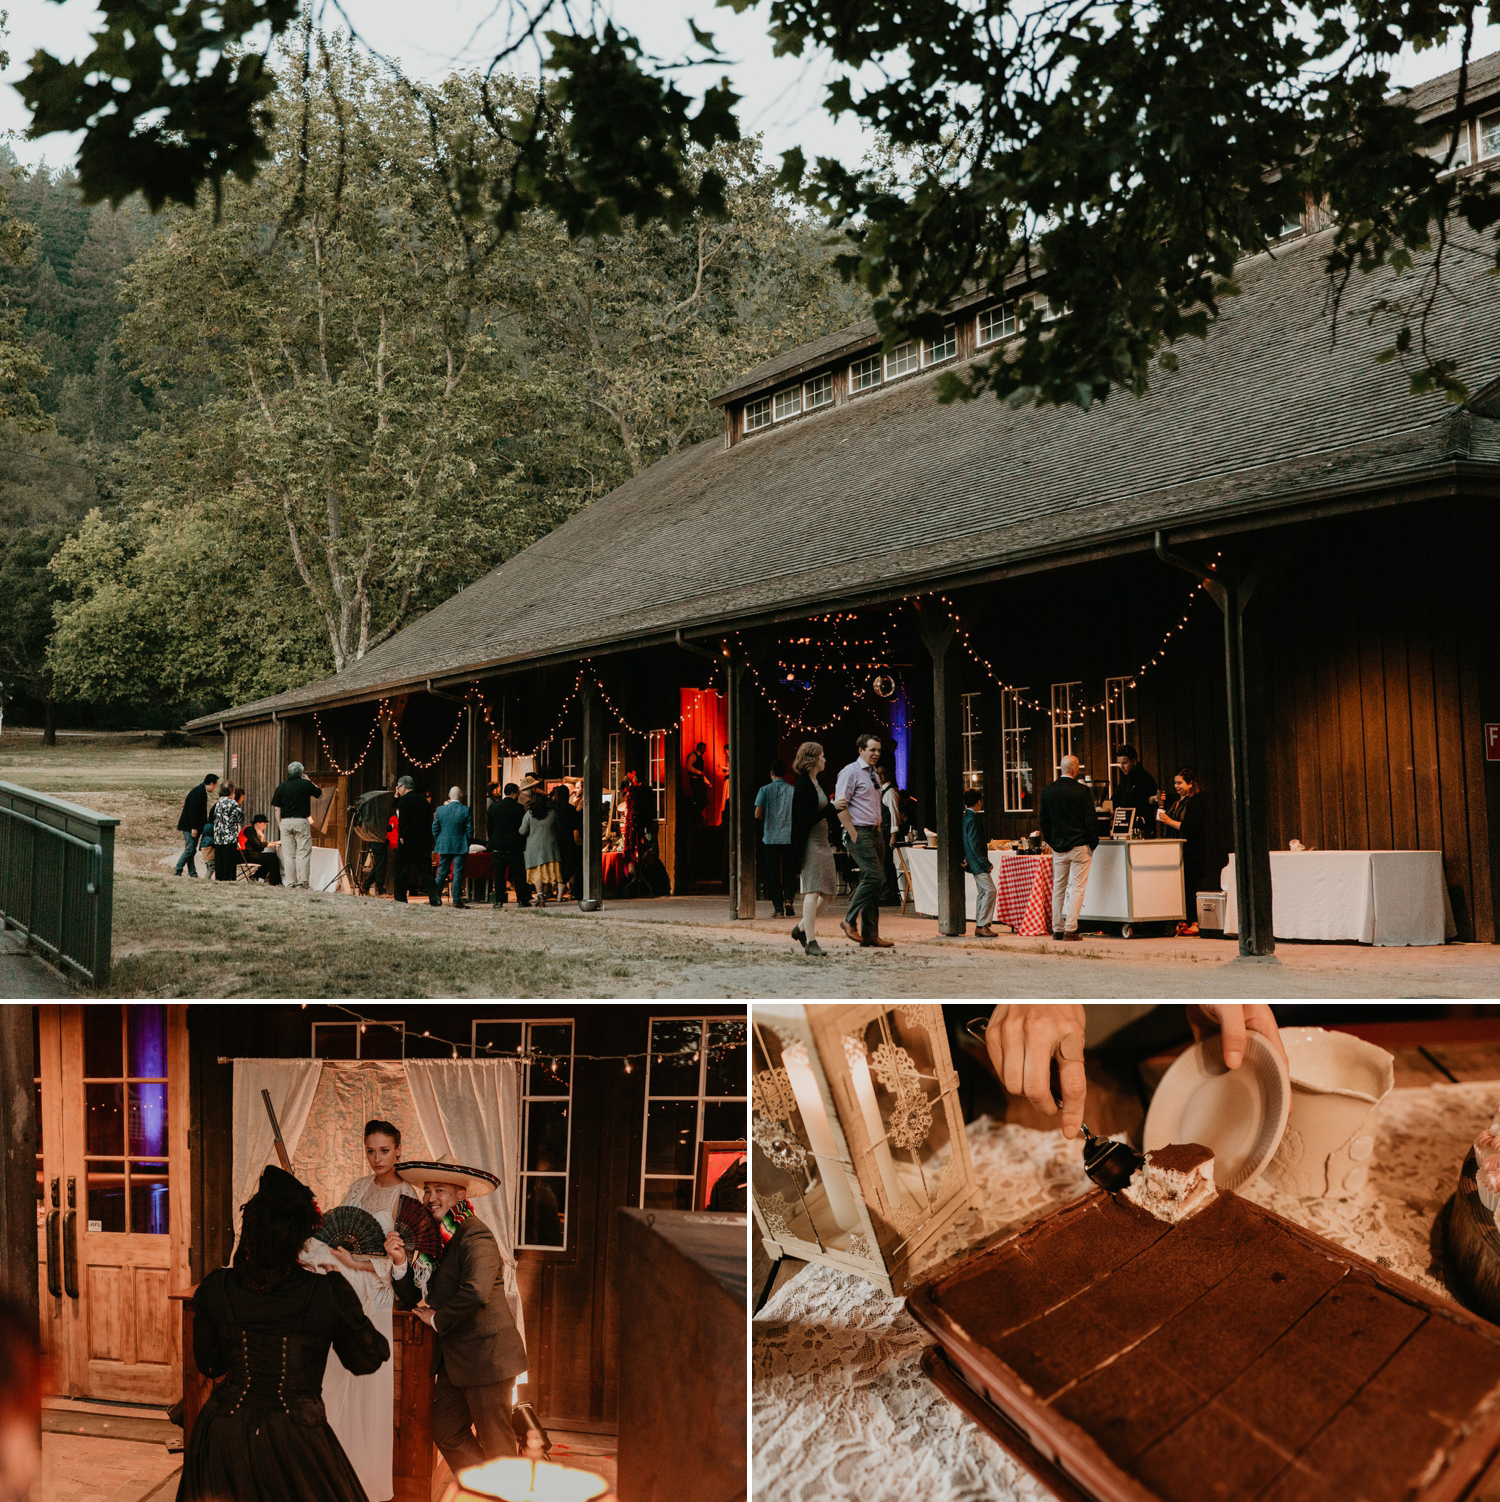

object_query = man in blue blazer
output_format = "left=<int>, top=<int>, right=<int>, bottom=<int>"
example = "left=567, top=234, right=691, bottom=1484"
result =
left=432, top=786, right=474, bottom=909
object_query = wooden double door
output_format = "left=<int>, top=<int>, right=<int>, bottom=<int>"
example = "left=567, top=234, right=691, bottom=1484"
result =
left=35, top=1004, right=191, bottom=1403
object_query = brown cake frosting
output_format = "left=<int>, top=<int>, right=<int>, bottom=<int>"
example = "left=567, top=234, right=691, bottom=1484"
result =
left=915, top=1188, right=1500, bottom=1502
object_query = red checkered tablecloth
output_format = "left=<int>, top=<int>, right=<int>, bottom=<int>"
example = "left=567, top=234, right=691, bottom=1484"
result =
left=993, top=852, right=1052, bottom=936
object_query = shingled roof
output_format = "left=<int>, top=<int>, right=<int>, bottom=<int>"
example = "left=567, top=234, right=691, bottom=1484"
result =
left=1395, top=44, right=1500, bottom=119
left=187, top=225, right=1500, bottom=730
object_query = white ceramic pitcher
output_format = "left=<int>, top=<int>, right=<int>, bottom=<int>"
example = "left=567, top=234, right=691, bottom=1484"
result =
left=1266, top=1027, right=1395, bottom=1198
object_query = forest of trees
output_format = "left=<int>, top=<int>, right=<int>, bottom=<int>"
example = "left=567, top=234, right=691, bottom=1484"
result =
left=0, top=37, right=863, bottom=733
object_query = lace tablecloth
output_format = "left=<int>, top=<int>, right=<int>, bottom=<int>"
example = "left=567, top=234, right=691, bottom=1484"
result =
left=752, top=1083, right=1499, bottom=1502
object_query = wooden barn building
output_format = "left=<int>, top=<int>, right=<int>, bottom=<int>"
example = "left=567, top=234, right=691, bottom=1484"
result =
left=186, top=58, right=1500, bottom=948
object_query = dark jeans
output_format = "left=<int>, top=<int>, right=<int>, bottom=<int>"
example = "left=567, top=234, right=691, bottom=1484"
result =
left=430, top=1370, right=518, bottom=1474
left=436, top=851, right=466, bottom=901
left=490, top=849, right=533, bottom=907
left=174, top=829, right=199, bottom=876
left=845, top=826, right=886, bottom=937
left=760, top=842, right=793, bottom=910
left=393, top=845, right=440, bottom=904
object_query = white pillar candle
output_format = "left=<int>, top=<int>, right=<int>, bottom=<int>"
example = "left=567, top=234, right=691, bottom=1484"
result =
left=845, top=1043, right=905, bottom=1209
left=782, top=1043, right=860, bottom=1230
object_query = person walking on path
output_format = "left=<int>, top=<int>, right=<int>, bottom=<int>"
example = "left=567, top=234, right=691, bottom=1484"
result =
left=211, top=783, right=245, bottom=883
left=1040, top=754, right=1099, bottom=940
left=432, top=787, right=473, bottom=909
left=392, top=778, right=442, bottom=906
left=270, top=762, right=323, bottom=889
left=963, top=788, right=999, bottom=937
left=486, top=783, right=532, bottom=909
left=834, top=733, right=893, bottom=948
left=788, top=742, right=842, bottom=956
left=520, top=793, right=568, bottom=905
left=388, top=1157, right=526, bottom=1475
left=175, top=773, right=218, bottom=877
left=754, top=759, right=797, bottom=918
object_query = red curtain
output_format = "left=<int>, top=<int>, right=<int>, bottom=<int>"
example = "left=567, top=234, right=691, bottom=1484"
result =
left=679, top=688, right=728, bottom=826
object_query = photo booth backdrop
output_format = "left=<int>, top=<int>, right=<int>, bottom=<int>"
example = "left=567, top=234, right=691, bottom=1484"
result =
left=231, top=1058, right=526, bottom=1349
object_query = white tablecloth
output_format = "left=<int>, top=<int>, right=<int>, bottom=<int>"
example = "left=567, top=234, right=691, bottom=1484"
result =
left=1220, top=850, right=1455, bottom=945
left=309, top=845, right=343, bottom=892
left=754, top=1086, right=1496, bottom=1502
left=898, top=844, right=978, bottom=920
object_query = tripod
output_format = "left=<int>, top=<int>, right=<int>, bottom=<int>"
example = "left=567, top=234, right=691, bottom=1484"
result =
left=326, top=805, right=368, bottom=895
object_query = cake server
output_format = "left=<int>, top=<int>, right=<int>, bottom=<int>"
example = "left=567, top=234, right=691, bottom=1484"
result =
left=1079, top=1124, right=1143, bottom=1192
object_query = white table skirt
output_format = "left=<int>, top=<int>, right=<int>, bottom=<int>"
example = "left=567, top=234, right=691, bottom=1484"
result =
left=898, top=845, right=977, bottom=920
left=309, top=844, right=343, bottom=893
left=1221, top=850, right=1455, bottom=945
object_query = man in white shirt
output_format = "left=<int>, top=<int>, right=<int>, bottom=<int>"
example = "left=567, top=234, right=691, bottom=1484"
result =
left=834, top=734, right=894, bottom=949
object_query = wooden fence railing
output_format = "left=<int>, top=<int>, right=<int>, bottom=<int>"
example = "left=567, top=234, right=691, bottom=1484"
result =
left=0, top=781, right=117, bottom=987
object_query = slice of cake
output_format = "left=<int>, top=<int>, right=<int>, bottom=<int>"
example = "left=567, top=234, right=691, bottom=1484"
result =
left=1121, top=1142, right=1217, bottom=1224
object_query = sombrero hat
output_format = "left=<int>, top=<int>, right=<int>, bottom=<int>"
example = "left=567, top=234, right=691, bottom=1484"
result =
left=395, top=1153, right=500, bottom=1198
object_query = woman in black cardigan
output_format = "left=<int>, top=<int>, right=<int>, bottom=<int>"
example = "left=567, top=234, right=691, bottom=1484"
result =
left=788, top=742, right=846, bottom=957
left=1156, top=766, right=1213, bottom=933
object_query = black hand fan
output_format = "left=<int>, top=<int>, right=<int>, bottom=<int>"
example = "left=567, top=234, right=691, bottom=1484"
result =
left=313, top=1204, right=387, bottom=1256
left=395, top=1192, right=441, bottom=1261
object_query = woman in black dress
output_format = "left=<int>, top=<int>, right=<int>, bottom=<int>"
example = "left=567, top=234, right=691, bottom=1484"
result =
left=177, top=1165, right=388, bottom=1502
left=1156, top=766, right=1212, bottom=933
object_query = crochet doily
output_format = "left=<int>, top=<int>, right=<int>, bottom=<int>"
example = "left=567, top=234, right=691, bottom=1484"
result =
left=753, top=1083, right=1498, bottom=1502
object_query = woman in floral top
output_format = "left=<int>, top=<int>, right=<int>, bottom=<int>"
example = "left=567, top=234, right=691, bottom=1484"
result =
left=212, top=783, right=245, bottom=882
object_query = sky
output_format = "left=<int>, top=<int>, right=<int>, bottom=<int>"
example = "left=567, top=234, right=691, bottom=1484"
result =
left=3, top=0, right=1499, bottom=177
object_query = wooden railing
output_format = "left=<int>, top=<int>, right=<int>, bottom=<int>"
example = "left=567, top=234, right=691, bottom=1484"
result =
left=0, top=781, right=117, bottom=986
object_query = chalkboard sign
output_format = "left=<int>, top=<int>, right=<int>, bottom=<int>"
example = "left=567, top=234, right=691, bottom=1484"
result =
left=1110, top=807, right=1137, bottom=838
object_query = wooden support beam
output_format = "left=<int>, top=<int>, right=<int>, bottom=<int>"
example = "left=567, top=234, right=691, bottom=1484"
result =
left=1155, top=534, right=1280, bottom=958
left=0, top=1004, right=38, bottom=1321
left=727, top=650, right=757, bottom=918
left=915, top=600, right=967, bottom=936
left=581, top=679, right=606, bottom=907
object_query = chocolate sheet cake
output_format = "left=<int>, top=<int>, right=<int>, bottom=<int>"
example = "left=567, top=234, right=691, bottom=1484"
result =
left=910, top=1185, right=1500, bottom=1502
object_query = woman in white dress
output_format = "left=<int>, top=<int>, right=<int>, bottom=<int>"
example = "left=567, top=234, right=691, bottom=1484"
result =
left=315, top=1120, right=421, bottom=1502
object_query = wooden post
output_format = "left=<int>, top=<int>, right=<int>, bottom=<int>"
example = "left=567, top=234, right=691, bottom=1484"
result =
left=581, top=678, right=606, bottom=907
left=1156, top=534, right=1277, bottom=958
left=392, top=1311, right=436, bottom=1502
left=726, top=650, right=757, bottom=919
left=915, top=601, right=967, bottom=936
left=0, top=1004, right=37, bottom=1318
left=272, top=713, right=286, bottom=840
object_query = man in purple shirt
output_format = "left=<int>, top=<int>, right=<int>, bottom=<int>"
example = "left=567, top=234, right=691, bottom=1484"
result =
left=834, top=733, right=894, bottom=949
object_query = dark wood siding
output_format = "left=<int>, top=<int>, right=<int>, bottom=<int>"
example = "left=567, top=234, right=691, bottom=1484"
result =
left=224, top=720, right=278, bottom=831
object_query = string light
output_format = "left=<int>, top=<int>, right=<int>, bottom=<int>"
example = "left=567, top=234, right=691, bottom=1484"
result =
left=312, top=705, right=383, bottom=775
left=389, top=697, right=468, bottom=770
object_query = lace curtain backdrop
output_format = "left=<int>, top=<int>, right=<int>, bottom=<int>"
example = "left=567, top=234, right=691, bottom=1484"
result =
left=230, top=1059, right=322, bottom=1254
left=405, top=1059, right=527, bottom=1353
left=753, top=1086, right=1498, bottom=1502
left=291, top=1061, right=432, bottom=1214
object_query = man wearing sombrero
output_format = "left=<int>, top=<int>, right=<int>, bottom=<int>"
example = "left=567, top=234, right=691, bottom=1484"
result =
left=382, top=1155, right=527, bottom=1473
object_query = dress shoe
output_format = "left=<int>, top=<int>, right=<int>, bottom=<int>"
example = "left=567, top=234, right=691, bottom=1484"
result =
left=839, top=918, right=861, bottom=944
left=1052, top=930, right=1064, bottom=940
left=453, top=899, right=467, bottom=909
left=862, top=935, right=895, bottom=949
left=428, top=896, right=442, bottom=907
left=1060, top=930, right=1082, bottom=941
left=791, top=925, right=806, bottom=948
left=974, top=926, right=997, bottom=938
left=804, top=940, right=827, bottom=957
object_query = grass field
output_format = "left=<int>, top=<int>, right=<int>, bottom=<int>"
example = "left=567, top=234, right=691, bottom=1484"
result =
left=5, top=728, right=1499, bottom=998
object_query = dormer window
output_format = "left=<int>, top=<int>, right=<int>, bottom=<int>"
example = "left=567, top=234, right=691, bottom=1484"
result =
left=852, top=354, right=882, bottom=391
left=924, top=325, right=957, bottom=365
left=1420, top=124, right=1472, bottom=171
left=1482, top=110, right=1500, bottom=159
left=805, top=374, right=833, bottom=410
left=978, top=306, right=1016, bottom=345
left=887, top=341, right=919, bottom=378
left=773, top=386, right=801, bottom=422
left=745, top=396, right=772, bottom=433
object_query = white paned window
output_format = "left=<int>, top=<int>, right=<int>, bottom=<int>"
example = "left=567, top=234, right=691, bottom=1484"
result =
left=744, top=396, right=772, bottom=432
left=773, top=386, right=801, bottom=422
left=1001, top=688, right=1032, bottom=813
left=560, top=738, right=576, bottom=777
left=1105, top=677, right=1136, bottom=764
left=641, top=1016, right=747, bottom=1210
left=886, top=341, right=919, bottom=378
left=1481, top=112, right=1500, bottom=159
left=962, top=692, right=982, bottom=791
left=607, top=732, right=623, bottom=793
left=649, top=731, right=666, bottom=820
left=925, top=325, right=957, bottom=364
left=1051, top=682, right=1085, bottom=777
left=472, top=1018, right=574, bottom=1250
left=804, top=373, right=833, bottom=409
left=851, top=354, right=882, bottom=391
left=979, top=306, right=1016, bottom=344
left=1420, top=126, right=1471, bottom=170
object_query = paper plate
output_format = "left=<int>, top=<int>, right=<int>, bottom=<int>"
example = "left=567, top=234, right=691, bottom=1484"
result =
left=1142, top=1031, right=1291, bottom=1191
